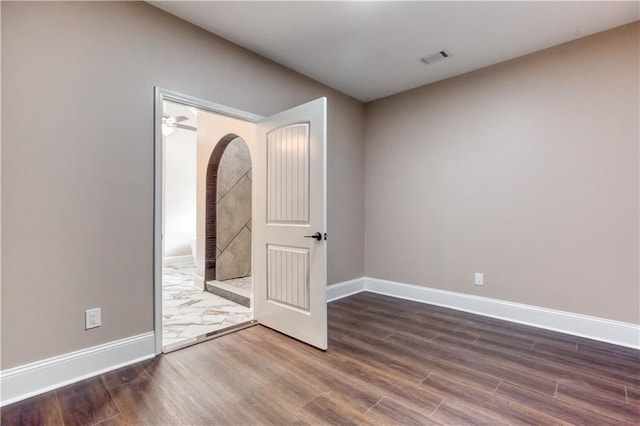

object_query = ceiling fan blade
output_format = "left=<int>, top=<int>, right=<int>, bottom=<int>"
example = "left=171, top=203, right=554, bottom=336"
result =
left=176, top=124, right=197, bottom=131
left=174, top=115, right=189, bottom=122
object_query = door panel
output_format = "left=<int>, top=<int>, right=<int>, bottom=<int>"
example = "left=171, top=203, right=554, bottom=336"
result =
left=267, top=123, right=309, bottom=224
left=254, top=97, right=327, bottom=350
left=267, top=245, right=310, bottom=310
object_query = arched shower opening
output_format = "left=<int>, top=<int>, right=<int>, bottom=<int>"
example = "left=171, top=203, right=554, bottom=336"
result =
left=204, top=134, right=252, bottom=307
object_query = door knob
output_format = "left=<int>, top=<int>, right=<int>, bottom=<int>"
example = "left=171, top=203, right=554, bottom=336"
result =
left=304, top=232, right=322, bottom=241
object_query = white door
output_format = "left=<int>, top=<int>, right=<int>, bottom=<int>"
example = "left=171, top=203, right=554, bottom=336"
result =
left=254, top=97, right=327, bottom=350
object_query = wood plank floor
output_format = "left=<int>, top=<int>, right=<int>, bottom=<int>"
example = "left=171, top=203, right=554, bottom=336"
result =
left=2, top=292, right=639, bottom=425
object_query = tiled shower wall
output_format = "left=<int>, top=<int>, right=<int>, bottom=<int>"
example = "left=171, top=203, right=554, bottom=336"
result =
left=216, top=138, right=252, bottom=280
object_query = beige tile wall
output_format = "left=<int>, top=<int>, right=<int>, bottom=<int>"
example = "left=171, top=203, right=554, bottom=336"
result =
left=216, top=138, right=252, bottom=280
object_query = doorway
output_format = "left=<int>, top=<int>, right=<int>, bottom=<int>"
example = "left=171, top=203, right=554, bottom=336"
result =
left=157, top=94, right=260, bottom=353
left=154, top=88, right=329, bottom=355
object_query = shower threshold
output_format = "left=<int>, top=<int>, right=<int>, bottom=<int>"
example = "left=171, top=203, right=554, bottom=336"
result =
left=205, top=276, right=252, bottom=308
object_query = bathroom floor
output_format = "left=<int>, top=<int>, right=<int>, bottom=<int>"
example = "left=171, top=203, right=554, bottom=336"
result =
left=162, top=262, right=253, bottom=352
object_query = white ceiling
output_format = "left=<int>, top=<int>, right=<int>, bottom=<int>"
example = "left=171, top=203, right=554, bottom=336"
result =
left=150, top=1, right=639, bottom=102
left=163, top=100, right=198, bottom=135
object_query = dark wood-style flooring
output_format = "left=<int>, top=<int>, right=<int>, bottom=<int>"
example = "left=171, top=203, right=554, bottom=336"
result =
left=2, top=292, right=639, bottom=425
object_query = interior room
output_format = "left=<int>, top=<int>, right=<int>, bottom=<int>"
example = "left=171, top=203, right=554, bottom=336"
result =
left=161, top=100, right=254, bottom=351
left=1, top=1, right=638, bottom=424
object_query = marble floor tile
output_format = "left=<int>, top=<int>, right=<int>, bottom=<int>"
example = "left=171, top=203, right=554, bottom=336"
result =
left=162, top=262, right=253, bottom=351
left=222, top=313, right=253, bottom=326
left=201, top=314, right=228, bottom=323
left=189, top=298, right=233, bottom=308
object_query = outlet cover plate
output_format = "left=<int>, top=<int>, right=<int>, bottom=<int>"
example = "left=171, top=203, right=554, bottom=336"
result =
left=85, top=308, right=101, bottom=329
left=475, top=273, right=484, bottom=286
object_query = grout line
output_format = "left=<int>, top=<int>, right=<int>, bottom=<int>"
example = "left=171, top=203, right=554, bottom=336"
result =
left=216, top=219, right=251, bottom=254
left=492, top=379, right=503, bottom=395
left=428, top=397, right=446, bottom=417
left=102, top=379, right=126, bottom=426
left=297, top=391, right=324, bottom=410
left=91, top=413, right=123, bottom=426
left=420, top=372, right=433, bottom=385
left=553, top=382, right=559, bottom=398
left=575, top=341, right=579, bottom=351
left=382, top=331, right=395, bottom=340
left=625, top=386, right=629, bottom=404
left=53, top=391, right=65, bottom=426
left=530, top=339, right=536, bottom=349
left=217, top=169, right=250, bottom=203
left=313, top=390, right=332, bottom=404
left=363, top=397, right=384, bottom=416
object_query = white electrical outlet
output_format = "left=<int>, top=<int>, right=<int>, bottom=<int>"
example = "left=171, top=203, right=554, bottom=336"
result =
left=475, top=273, right=484, bottom=286
left=85, top=308, right=101, bottom=329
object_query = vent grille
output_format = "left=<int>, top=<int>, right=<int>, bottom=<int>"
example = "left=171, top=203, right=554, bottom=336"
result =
left=421, top=50, right=451, bottom=65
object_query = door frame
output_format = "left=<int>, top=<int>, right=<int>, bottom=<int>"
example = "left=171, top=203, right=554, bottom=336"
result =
left=153, top=87, right=264, bottom=355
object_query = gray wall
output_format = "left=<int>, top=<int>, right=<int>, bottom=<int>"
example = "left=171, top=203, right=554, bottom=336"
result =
left=364, top=22, right=639, bottom=324
left=1, top=1, right=365, bottom=369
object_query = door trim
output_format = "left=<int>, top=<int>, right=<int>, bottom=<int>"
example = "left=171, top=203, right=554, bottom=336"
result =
left=153, top=87, right=264, bottom=354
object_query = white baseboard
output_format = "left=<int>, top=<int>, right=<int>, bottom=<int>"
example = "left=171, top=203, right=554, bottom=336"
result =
left=327, top=277, right=639, bottom=349
left=163, top=255, right=193, bottom=266
left=4, top=277, right=636, bottom=407
left=0, top=332, right=155, bottom=407
left=327, top=277, right=366, bottom=302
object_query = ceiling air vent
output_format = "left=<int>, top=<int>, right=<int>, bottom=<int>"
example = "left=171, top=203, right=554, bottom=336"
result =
left=421, top=50, right=451, bottom=65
